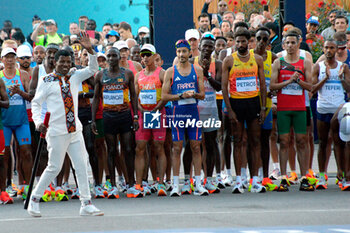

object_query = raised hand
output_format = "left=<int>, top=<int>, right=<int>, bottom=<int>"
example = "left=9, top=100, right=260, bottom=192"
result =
left=78, top=31, right=93, bottom=54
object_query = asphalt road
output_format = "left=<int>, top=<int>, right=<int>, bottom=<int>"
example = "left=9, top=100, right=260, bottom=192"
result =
left=1, top=178, right=350, bottom=233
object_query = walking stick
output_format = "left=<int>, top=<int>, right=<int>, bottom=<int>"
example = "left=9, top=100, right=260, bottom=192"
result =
left=24, top=112, right=50, bottom=209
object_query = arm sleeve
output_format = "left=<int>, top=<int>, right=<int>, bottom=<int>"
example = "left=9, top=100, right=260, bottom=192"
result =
left=73, top=53, right=99, bottom=83
left=31, top=78, right=46, bottom=128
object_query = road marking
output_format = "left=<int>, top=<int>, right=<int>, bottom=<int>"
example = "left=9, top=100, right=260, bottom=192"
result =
left=1, top=208, right=350, bottom=222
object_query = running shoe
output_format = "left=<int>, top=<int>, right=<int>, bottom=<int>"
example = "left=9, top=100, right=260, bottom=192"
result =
left=22, top=185, right=29, bottom=200
left=262, top=177, right=278, bottom=191
left=118, top=177, right=127, bottom=193
left=204, top=180, right=220, bottom=194
left=55, top=188, right=69, bottom=201
left=6, top=185, right=17, bottom=197
left=150, top=182, right=158, bottom=193
left=126, top=185, right=143, bottom=198
left=80, top=200, right=104, bottom=216
left=94, top=185, right=105, bottom=199
left=232, top=182, right=244, bottom=194
left=170, top=186, right=181, bottom=197
left=62, top=182, right=73, bottom=195
left=242, top=177, right=249, bottom=189
left=216, top=176, right=225, bottom=189
left=165, top=181, right=173, bottom=191
left=306, top=173, right=318, bottom=186
left=250, top=182, right=267, bottom=193
left=341, top=181, right=350, bottom=191
left=277, top=179, right=289, bottom=192
left=316, top=176, right=328, bottom=190
left=193, top=185, right=209, bottom=196
left=269, top=168, right=281, bottom=180
left=107, top=186, right=120, bottom=199
left=157, top=183, right=167, bottom=196
left=299, top=177, right=315, bottom=191
left=71, top=188, right=80, bottom=199
left=142, top=182, right=152, bottom=196
left=27, top=197, right=41, bottom=217
left=41, top=189, right=53, bottom=202
left=0, top=191, right=13, bottom=204
left=288, top=172, right=299, bottom=185
left=190, top=178, right=195, bottom=192
left=17, top=185, right=24, bottom=196
left=181, top=180, right=192, bottom=195
left=224, top=175, right=234, bottom=187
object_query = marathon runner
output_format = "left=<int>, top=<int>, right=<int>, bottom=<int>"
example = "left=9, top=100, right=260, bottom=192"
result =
left=270, top=30, right=314, bottom=191
left=161, top=39, right=208, bottom=196
left=312, top=39, right=350, bottom=189
left=92, top=47, right=139, bottom=198
left=221, top=28, right=267, bottom=193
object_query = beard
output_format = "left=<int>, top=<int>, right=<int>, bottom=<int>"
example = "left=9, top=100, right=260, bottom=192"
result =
left=237, top=46, right=248, bottom=54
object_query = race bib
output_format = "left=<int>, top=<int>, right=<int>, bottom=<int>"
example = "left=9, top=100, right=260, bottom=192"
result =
left=236, top=77, right=257, bottom=92
left=10, top=94, right=23, bottom=106
left=103, top=90, right=124, bottom=105
left=282, top=83, right=302, bottom=95
left=323, top=80, right=342, bottom=95
left=139, top=89, right=157, bottom=105
left=203, top=91, right=215, bottom=103
left=178, top=98, right=196, bottom=105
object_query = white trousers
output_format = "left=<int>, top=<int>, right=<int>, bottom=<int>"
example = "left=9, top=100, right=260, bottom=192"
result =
left=32, top=131, right=91, bottom=201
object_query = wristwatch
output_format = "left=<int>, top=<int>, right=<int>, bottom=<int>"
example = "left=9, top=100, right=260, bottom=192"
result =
left=296, top=77, right=301, bottom=83
left=133, top=115, right=139, bottom=120
left=178, top=93, right=184, bottom=99
left=207, top=72, right=212, bottom=80
left=261, top=106, right=267, bottom=111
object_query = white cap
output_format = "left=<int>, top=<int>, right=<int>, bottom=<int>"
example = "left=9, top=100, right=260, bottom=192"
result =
left=185, top=29, right=200, bottom=41
left=17, top=45, right=32, bottom=58
left=1, top=47, right=16, bottom=57
left=46, top=19, right=56, bottom=26
left=140, top=44, right=156, bottom=54
left=113, top=41, right=129, bottom=50
left=138, top=26, right=150, bottom=34
left=339, top=103, right=350, bottom=142
left=97, top=52, right=107, bottom=60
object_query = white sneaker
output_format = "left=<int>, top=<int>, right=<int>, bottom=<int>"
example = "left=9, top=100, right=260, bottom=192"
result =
left=269, top=168, right=281, bottom=180
left=250, top=182, right=267, bottom=193
left=216, top=176, right=226, bottom=189
left=170, top=186, right=181, bottom=197
left=194, top=185, right=209, bottom=196
left=232, top=182, right=244, bottom=194
left=224, top=175, right=234, bottom=187
left=27, top=197, right=41, bottom=217
left=80, top=202, right=104, bottom=216
left=165, top=181, right=173, bottom=191
left=242, top=177, right=249, bottom=189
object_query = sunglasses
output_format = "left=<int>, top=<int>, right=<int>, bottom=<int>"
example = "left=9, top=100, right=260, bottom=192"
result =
left=202, top=33, right=216, bottom=40
left=256, top=36, right=269, bottom=42
left=140, top=52, right=153, bottom=57
left=19, top=56, right=31, bottom=60
left=338, top=46, right=347, bottom=50
left=72, top=44, right=82, bottom=51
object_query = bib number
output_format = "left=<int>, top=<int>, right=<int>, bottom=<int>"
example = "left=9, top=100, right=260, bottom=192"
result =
left=10, top=94, right=23, bottom=106
left=103, top=90, right=124, bottom=105
left=282, top=83, right=302, bottom=95
left=236, top=77, right=257, bottom=92
left=139, top=90, right=157, bottom=105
